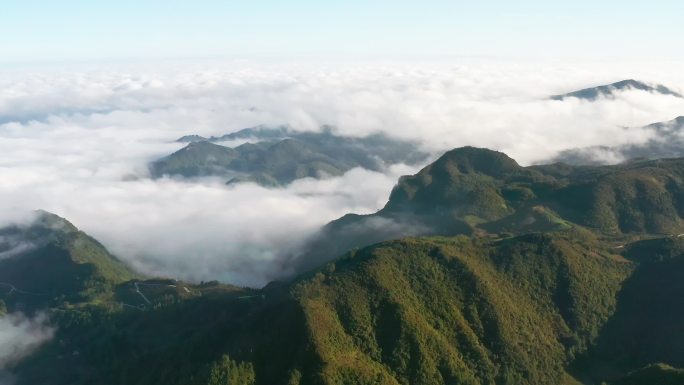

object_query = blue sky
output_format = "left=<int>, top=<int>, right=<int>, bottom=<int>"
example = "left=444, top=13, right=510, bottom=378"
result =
left=1, top=0, right=683, bottom=62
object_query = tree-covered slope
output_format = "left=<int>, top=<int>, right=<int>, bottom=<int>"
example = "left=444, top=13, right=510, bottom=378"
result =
left=572, top=237, right=684, bottom=383
left=12, top=231, right=636, bottom=385
left=6, top=213, right=684, bottom=385
left=0, top=211, right=138, bottom=311
left=288, top=231, right=631, bottom=385
left=14, top=284, right=298, bottom=385
left=295, top=147, right=684, bottom=271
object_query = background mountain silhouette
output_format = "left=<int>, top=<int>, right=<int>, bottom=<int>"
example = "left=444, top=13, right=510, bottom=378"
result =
left=150, top=126, right=428, bottom=186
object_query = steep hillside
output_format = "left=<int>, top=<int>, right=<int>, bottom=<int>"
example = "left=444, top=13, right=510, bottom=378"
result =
left=12, top=231, right=636, bottom=385
left=14, top=282, right=287, bottom=385
left=295, top=147, right=684, bottom=271
left=6, top=203, right=684, bottom=385
left=287, top=231, right=631, bottom=385
left=0, top=211, right=138, bottom=311
left=572, top=237, right=684, bottom=383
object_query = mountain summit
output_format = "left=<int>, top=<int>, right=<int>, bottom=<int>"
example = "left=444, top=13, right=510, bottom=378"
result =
left=0, top=211, right=137, bottom=310
left=551, top=79, right=682, bottom=101
left=295, top=146, right=684, bottom=271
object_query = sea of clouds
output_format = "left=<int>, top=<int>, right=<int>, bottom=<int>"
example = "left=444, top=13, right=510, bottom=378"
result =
left=1, top=58, right=684, bottom=287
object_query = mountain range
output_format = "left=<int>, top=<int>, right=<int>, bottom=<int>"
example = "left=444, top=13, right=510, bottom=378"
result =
left=551, top=116, right=684, bottom=165
left=293, top=146, right=684, bottom=271
left=4, top=147, right=684, bottom=384
left=551, top=79, right=683, bottom=101
left=150, top=126, right=428, bottom=186
left=151, top=81, right=684, bottom=186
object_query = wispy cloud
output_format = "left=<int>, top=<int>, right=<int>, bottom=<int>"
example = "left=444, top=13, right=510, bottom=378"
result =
left=0, top=312, right=53, bottom=381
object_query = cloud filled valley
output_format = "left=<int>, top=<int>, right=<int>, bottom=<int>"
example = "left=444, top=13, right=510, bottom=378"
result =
left=1, top=59, right=684, bottom=287
left=0, top=312, right=53, bottom=384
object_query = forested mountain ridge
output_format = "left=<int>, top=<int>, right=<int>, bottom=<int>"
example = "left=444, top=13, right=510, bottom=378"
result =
left=294, top=146, right=684, bottom=271
left=9, top=226, right=684, bottom=385
left=5, top=147, right=684, bottom=384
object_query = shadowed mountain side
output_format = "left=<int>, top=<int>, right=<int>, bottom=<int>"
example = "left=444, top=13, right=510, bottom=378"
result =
left=292, top=212, right=471, bottom=273
left=14, top=283, right=302, bottom=385
left=551, top=79, right=682, bottom=101
left=610, top=364, right=684, bottom=385
left=572, top=236, right=684, bottom=384
left=152, top=126, right=429, bottom=186
left=293, top=147, right=684, bottom=273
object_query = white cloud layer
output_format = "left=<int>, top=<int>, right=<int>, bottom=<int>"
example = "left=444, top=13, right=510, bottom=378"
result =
left=0, top=312, right=53, bottom=375
left=1, top=59, right=683, bottom=286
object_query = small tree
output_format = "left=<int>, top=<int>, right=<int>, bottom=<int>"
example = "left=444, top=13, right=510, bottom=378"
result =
left=206, top=355, right=255, bottom=385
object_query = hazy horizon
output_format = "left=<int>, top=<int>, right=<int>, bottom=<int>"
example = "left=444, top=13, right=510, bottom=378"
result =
left=3, top=1, right=684, bottom=62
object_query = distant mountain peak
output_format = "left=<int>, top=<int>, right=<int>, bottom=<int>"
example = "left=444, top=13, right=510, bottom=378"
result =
left=551, top=79, right=683, bottom=101
left=157, top=125, right=428, bottom=186
left=176, top=134, right=208, bottom=143
left=31, top=210, right=78, bottom=233
left=176, top=125, right=292, bottom=143
left=182, top=140, right=227, bottom=150
left=551, top=116, right=684, bottom=165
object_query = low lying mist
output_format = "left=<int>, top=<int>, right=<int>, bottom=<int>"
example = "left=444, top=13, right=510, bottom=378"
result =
left=1, top=59, right=683, bottom=286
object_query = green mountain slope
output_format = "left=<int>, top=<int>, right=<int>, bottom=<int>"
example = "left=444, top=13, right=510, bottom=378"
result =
left=12, top=230, right=637, bottom=385
left=149, top=141, right=239, bottom=178
left=14, top=282, right=281, bottom=385
left=287, top=231, right=631, bottom=385
left=0, top=211, right=138, bottom=310
left=295, top=147, right=684, bottom=271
